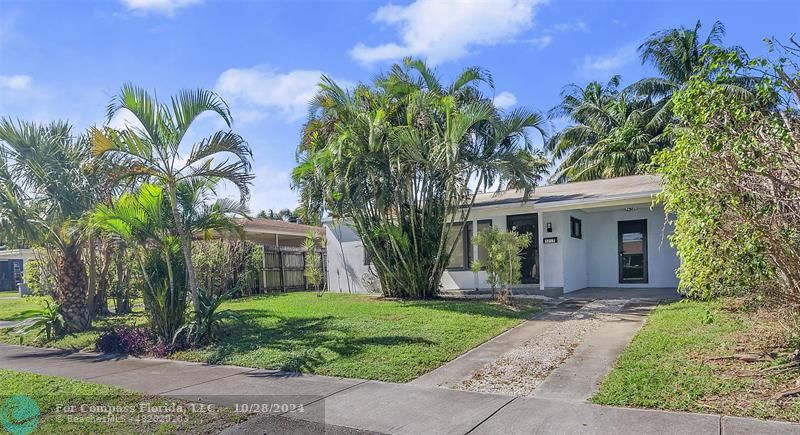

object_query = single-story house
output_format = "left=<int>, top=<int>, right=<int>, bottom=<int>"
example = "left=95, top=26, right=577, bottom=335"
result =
left=0, top=248, right=35, bottom=292
left=324, top=175, right=680, bottom=296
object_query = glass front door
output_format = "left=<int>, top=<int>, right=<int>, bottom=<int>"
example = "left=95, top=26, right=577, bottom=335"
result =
left=506, top=214, right=539, bottom=284
left=618, top=219, right=648, bottom=283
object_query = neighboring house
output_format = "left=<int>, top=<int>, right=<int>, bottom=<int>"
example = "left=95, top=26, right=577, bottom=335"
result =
left=0, top=248, right=35, bottom=292
left=237, top=219, right=325, bottom=247
left=325, top=175, right=680, bottom=296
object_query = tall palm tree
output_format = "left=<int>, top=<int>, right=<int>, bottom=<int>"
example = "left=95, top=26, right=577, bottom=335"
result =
left=547, top=77, right=670, bottom=182
left=293, top=58, right=548, bottom=298
left=92, top=84, right=253, bottom=314
left=0, top=120, right=97, bottom=330
left=630, top=20, right=750, bottom=129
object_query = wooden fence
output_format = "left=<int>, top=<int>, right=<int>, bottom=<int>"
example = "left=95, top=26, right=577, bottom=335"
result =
left=254, top=246, right=327, bottom=293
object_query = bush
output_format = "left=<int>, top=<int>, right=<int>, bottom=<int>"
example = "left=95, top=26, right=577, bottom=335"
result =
left=96, top=326, right=150, bottom=355
left=23, top=256, right=57, bottom=296
left=96, top=326, right=181, bottom=357
left=656, top=43, right=800, bottom=304
left=193, top=240, right=262, bottom=297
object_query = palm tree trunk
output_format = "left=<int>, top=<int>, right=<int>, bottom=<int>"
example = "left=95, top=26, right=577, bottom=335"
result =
left=167, top=184, right=200, bottom=314
left=57, top=242, right=90, bottom=331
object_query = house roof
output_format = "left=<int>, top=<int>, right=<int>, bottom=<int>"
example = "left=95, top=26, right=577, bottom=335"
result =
left=472, top=174, right=663, bottom=208
left=239, top=218, right=325, bottom=237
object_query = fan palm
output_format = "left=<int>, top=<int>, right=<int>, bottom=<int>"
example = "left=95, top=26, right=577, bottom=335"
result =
left=91, top=84, right=253, bottom=314
left=0, top=119, right=97, bottom=330
left=293, top=58, right=548, bottom=298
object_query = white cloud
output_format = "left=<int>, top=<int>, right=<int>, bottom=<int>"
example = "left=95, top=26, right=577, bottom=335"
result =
left=580, top=44, right=637, bottom=75
left=351, top=0, right=548, bottom=65
left=214, top=67, right=328, bottom=122
left=0, top=75, right=31, bottom=91
left=551, top=19, right=588, bottom=33
left=121, top=0, right=202, bottom=15
left=527, top=35, right=552, bottom=49
left=493, top=91, right=518, bottom=109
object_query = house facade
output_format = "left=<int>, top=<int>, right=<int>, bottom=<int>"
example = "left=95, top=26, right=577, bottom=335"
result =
left=324, top=175, right=680, bottom=296
left=0, top=248, right=35, bottom=293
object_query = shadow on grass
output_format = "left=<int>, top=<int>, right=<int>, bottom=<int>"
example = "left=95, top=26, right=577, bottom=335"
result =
left=2, top=309, right=41, bottom=321
left=397, top=298, right=538, bottom=319
left=200, top=309, right=435, bottom=374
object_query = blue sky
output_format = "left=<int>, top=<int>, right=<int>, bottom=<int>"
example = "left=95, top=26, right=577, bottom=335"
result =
left=1, top=0, right=798, bottom=212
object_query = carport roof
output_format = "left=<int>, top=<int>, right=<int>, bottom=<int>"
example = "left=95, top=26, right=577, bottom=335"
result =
left=472, top=175, right=663, bottom=208
left=239, top=219, right=325, bottom=237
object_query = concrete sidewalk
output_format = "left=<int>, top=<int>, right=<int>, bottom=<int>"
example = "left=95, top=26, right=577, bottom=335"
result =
left=1, top=343, right=798, bottom=434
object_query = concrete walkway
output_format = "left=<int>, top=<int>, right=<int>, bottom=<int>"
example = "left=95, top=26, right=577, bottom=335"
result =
left=532, top=301, right=654, bottom=401
left=1, top=343, right=798, bottom=434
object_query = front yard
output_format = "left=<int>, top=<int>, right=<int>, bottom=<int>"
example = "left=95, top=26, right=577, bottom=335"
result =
left=593, top=299, right=800, bottom=422
left=0, top=292, right=538, bottom=383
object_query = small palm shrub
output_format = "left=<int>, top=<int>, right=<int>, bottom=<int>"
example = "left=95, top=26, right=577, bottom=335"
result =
left=13, top=297, right=65, bottom=342
left=175, top=288, right=241, bottom=346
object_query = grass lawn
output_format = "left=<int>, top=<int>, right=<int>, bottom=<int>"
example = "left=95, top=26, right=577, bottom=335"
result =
left=593, top=299, right=800, bottom=422
left=0, top=369, right=242, bottom=434
left=0, top=312, right=147, bottom=350
left=172, top=292, right=538, bottom=382
left=0, top=296, right=46, bottom=321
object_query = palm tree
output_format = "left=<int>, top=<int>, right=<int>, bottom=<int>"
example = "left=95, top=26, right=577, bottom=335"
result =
left=0, top=120, right=97, bottom=330
left=293, top=58, right=548, bottom=298
left=630, top=20, right=750, bottom=129
left=91, top=180, right=246, bottom=340
left=547, top=89, right=669, bottom=182
left=92, top=84, right=253, bottom=314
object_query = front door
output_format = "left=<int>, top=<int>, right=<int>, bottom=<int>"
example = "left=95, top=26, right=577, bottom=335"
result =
left=618, top=219, right=648, bottom=283
left=506, top=214, right=539, bottom=284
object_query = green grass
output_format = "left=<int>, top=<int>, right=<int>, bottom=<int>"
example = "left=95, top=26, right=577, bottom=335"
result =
left=0, top=296, right=47, bottom=321
left=0, top=311, right=147, bottom=350
left=592, top=299, right=800, bottom=422
left=173, top=292, right=538, bottom=382
left=0, top=369, right=242, bottom=434
left=0, top=292, right=537, bottom=382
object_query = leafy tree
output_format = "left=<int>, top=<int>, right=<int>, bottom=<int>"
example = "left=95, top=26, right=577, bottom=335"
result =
left=473, top=227, right=531, bottom=304
left=92, top=84, right=253, bottom=315
left=0, top=120, right=97, bottom=330
left=547, top=77, right=669, bottom=182
left=293, top=59, right=547, bottom=298
left=654, top=39, right=799, bottom=304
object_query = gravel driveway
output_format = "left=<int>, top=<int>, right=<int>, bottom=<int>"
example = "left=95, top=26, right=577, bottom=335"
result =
left=454, top=299, right=628, bottom=396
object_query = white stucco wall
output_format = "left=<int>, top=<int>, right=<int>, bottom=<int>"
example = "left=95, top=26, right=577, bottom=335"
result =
left=583, top=206, right=679, bottom=289
left=324, top=222, right=376, bottom=293
left=560, top=210, right=589, bottom=292
left=325, top=203, right=680, bottom=294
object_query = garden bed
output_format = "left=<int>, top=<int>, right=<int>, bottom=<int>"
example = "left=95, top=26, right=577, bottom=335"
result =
left=0, top=292, right=539, bottom=383
left=592, top=299, right=800, bottom=422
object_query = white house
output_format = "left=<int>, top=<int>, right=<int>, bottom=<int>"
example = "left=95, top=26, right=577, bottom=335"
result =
left=324, top=175, right=680, bottom=296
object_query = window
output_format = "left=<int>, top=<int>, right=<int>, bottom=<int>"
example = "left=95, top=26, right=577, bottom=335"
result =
left=570, top=216, right=582, bottom=239
left=474, top=220, right=493, bottom=265
left=446, top=220, right=493, bottom=270
left=446, top=223, right=469, bottom=269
